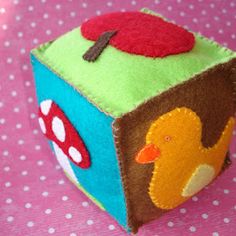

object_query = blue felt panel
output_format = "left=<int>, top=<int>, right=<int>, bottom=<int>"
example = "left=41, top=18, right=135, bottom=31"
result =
left=31, top=54, right=128, bottom=230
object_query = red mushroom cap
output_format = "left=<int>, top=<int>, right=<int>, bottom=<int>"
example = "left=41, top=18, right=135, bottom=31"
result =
left=38, top=100, right=90, bottom=169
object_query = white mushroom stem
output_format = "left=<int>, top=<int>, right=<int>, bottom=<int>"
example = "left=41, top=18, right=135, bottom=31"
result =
left=53, top=142, right=79, bottom=184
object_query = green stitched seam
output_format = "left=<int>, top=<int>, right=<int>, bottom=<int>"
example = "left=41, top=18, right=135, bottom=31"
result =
left=32, top=44, right=235, bottom=118
left=31, top=48, right=114, bottom=117
left=31, top=10, right=236, bottom=118
left=64, top=170, right=106, bottom=211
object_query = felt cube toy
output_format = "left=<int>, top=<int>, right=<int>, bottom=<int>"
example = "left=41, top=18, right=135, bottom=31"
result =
left=31, top=9, right=236, bottom=233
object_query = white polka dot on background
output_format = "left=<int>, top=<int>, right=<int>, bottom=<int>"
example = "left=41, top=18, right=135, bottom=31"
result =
left=48, top=227, right=55, bottom=234
left=1, top=0, right=236, bottom=236
left=87, top=219, right=94, bottom=225
left=45, top=209, right=52, bottom=214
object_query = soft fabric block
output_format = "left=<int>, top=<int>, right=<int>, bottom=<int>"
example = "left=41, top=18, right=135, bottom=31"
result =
left=31, top=55, right=128, bottom=230
left=31, top=9, right=236, bottom=234
left=32, top=17, right=236, bottom=117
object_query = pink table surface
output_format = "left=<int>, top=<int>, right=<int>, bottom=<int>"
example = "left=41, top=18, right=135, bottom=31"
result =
left=0, top=0, right=236, bottom=235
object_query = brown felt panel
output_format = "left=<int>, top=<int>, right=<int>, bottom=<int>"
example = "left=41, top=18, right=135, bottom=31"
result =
left=113, top=58, right=236, bottom=233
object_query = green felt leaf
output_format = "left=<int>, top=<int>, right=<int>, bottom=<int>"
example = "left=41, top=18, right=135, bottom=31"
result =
left=32, top=14, right=236, bottom=118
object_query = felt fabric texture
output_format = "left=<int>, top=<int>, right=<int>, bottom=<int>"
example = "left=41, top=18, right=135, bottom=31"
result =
left=52, top=141, right=79, bottom=184
left=31, top=55, right=128, bottom=231
left=135, top=144, right=160, bottom=164
left=182, top=164, right=215, bottom=197
left=64, top=170, right=105, bottom=211
left=137, top=107, right=235, bottom=209
left=81, top=12, right=195, bottom=58
left=83, top=30, right=117, bottom=62
left=38, top=100, right=91, bottom=168
left=30, top=9, right=236, bottom=234
left=31, top=23, right=236, bottom=118
left=113, top=59, right=236, bottom=233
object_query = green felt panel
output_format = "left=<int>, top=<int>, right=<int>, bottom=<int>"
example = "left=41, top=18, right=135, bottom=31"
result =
left=32, top=15, right=236, bottom=118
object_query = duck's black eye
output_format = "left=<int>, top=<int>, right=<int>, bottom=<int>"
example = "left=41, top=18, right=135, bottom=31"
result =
left=164, top=135, right=172, bottom=142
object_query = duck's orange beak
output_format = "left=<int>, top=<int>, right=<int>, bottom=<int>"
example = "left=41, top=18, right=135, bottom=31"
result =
left=135, top=144, right=160, bottom=164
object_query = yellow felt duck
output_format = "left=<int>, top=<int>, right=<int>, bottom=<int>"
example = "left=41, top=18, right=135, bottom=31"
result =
left=136, top=107, right=235, bottom=210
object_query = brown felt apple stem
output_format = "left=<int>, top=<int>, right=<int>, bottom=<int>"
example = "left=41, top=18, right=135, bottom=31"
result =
left=83, top=30, right=117, bottom=62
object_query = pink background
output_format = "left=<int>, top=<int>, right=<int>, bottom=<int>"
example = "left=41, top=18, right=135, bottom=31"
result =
left=0, top=0, right=236, bottom=235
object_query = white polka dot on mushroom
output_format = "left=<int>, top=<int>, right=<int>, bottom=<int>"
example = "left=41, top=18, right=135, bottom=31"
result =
left=68, top=146, right=82, bottom=163
left=40, top=100, right=52, bottom=115
left=52, top=116, right=66, bottom=142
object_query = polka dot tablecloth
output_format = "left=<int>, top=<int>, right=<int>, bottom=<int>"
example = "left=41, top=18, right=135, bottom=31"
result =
left=0, top=0, right=236, bottom=235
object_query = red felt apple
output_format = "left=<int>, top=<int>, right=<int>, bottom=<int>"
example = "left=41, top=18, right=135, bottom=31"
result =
left=81, top=11, right=195, bottom=61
